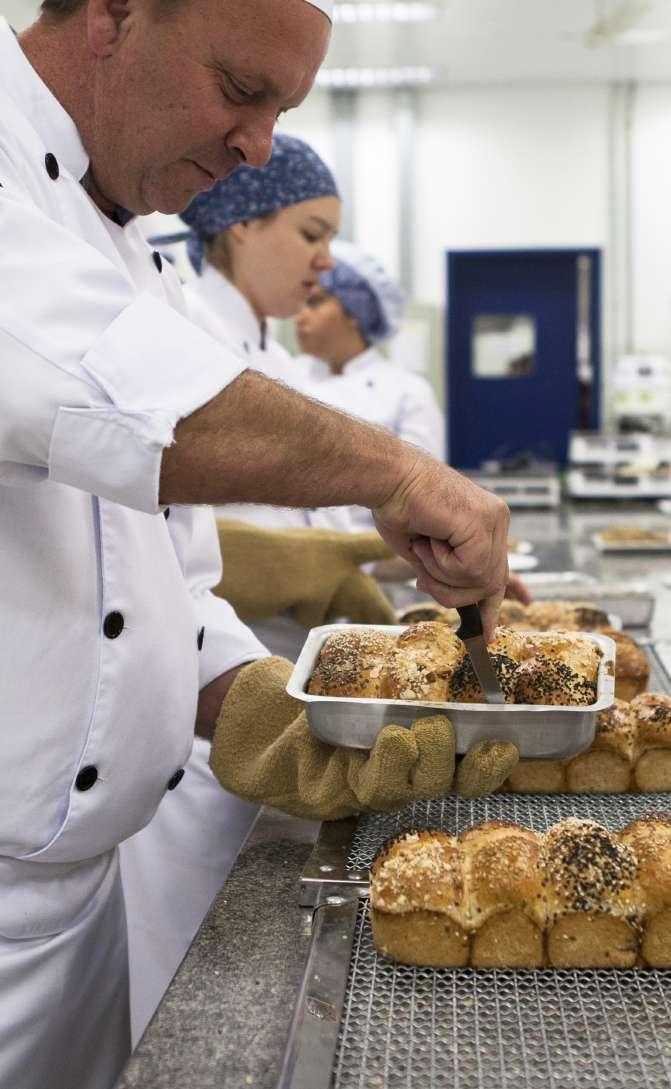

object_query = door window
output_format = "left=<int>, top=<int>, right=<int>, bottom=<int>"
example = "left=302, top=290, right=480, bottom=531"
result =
left=471, top=314, right=536, bottom=378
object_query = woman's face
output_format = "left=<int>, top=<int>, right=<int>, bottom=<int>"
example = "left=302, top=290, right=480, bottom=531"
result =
left=234, top=196, right=341, bottom=319
left=294, top=287, right=353, bottom=357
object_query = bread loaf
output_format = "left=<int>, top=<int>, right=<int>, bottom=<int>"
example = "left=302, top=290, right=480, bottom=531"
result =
left=504, top=695, right=670, bottom=795
left=370, top=816, right=671, bottom=968
left=631, top=693, right=671, bottom=792
left=597, top=628, right=650, bottom=701
left=309, top=623, right=602, bottom=707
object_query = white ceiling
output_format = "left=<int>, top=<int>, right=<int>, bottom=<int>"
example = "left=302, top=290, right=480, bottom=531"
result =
left=5, top=0, right=671, bottom=85
left=324, top=0, right=671, bottom=84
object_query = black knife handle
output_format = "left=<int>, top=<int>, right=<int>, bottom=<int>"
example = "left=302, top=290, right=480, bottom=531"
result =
left=456, top=604, right=482, bottom=641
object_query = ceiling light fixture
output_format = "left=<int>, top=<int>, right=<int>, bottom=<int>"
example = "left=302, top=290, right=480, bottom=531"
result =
left=316, top=66, right=435, bottom=88
left=333, top=3, right=437, bottom=23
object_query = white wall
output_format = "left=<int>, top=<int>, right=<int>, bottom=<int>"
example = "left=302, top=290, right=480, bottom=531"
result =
left=289, top=84, right=610, bottom=303
left=413, top=85, right=610, bottom=304
left=285, top=81, right=671, bottom=410
left=632, top=86, right=671, bottom=355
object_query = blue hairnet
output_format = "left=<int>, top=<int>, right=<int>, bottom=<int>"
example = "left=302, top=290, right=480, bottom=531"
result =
left=319, top=241, right=406, bottom=344
left=179, top=133, right=339, bottom=273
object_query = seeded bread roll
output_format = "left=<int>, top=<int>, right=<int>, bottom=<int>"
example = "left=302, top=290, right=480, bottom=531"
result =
left=369, top=829, right=468, bottom=967
left=597, top=628, right=650, bottom=701
left=371, top=816, right=667, bottom=969
left=488, top=625, right=528, bottom=663
left=307, top=629, right=396, bottom=697
left=631, top=693, right=671, bottom=792
left=382, top=622, right=465, bottom=701
left=514, top=655, right=597, bottom=706
left=448, top=653, right=519, bottom=703
left=542, top=819, right=639, bottom=967
left=520, top=631, right=602, bottom=683
left=460, top=821, right=545, bottom=967
left=565, top=699, right=637, bottom=793
left=619, top=814, right=671, bottom=967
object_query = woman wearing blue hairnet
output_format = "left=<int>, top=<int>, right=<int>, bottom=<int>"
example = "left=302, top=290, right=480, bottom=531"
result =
left=295, top=241, right=445, bottom=532
left=176, top=134, right=402, bottom=653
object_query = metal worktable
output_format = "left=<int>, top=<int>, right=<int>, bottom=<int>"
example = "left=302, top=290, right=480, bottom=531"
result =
left=115, top=501, right=671, bottom=1089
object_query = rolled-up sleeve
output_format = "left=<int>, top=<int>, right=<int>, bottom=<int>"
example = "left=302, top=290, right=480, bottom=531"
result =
left=0, top=154, right=247, bottom=512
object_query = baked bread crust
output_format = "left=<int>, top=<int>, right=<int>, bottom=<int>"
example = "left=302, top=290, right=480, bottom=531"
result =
left=397, top=603, right=458, bottom=626
left=597, top=627, right=650, bottom=701
left=504, top=698, right=660, bottom=794
left=308, top=622, right=602, bottom=707
left=381, top=623, right=464, bottom=701
left=523, top=601, right=610, bottom=632
left=370, top=817, right=671, bottom=969
left=513, top=655, right=597, bottom=706
left=631, top=693, right=671, bottom=791
left=307, top=629, right=396, bottom=697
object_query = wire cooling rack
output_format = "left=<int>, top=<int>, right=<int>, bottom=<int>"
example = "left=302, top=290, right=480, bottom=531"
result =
left=281, top=642, right=671, bottom=1089
left=333, top=901, right=671, bottom=1089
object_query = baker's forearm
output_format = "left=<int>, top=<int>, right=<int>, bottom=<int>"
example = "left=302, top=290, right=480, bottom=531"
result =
left=160, top=370, right=418, bottom=508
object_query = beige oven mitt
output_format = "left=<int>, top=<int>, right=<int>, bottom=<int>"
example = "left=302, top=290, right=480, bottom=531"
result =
left=209, top=658, right=519, bottom=819
left=214, top=519, right=397, bottom=627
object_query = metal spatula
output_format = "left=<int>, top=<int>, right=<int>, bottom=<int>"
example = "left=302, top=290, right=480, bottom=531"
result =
left=456, top=604, right=505, bottom=704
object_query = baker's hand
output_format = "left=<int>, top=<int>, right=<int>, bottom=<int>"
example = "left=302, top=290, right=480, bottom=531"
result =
left=209, top=658, right=519, bottom=819
left=214, top=520, right=397, bottom=627
left=373, top=456, right=510, bottom=641
left=505, top=574, right=533, bottom=605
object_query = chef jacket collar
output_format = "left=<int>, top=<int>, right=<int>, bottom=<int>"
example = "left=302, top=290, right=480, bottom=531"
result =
left=305, top=346, right=381, bottom=381
left=0, top=18, right=90, bottom=184
left=197, top=265, right=266, bottom=352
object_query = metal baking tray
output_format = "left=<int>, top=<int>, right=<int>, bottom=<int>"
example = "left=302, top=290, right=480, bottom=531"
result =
left=592, top=530, right=671, bottom=552
left=524, top=574, right=655, bottom=628
left=286, top=625, right=615, bottom=760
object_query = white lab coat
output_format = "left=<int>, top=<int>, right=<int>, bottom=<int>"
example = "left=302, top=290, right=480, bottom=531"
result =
left=298, top=348, right=446, bottom=528
left=0, top=20, right=265, bottom=1087
left=186, top=269, right=360, bottom=657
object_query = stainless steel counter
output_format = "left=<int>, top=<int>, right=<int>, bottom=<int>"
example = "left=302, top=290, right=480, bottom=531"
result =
left=114, top=499, right=671, bottom=1089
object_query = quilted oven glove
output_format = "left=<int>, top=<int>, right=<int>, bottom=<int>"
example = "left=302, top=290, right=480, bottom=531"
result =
left=209, top=658, right=520, bottom=820
left=214, top=519, right=398, bottom=627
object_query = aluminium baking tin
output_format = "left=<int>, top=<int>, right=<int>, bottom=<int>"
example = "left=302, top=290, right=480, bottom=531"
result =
left=286, top=625, right=615, bottom=760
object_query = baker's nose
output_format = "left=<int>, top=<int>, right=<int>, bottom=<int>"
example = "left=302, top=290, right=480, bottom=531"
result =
left=227, top=111, right=276, bottom=168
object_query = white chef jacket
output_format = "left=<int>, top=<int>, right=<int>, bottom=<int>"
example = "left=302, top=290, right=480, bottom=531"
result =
left=184, top=268, right=362, bottom=658
left=185, top=268, right=358, bottom=533
left=298, top=348, right=446, bottom=528
left=0, top=18, right=266, bottom=1087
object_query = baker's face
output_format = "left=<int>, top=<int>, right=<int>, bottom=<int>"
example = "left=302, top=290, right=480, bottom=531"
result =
left=235, top=196, right=340, bottom=319
left=295, top=286, right=353, bottom=355
left=86, top=0, right=330, bottom=214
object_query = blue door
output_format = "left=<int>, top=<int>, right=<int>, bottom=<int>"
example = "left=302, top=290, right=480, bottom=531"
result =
left=447, top=249, right=601, bottom=468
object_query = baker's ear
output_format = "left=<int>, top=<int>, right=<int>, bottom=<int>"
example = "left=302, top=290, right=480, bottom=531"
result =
left=228, top=222, right=249, bottom=244
left=87, top=0, right=131, bottom=58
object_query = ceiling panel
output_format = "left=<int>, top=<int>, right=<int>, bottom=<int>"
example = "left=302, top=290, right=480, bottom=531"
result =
left=5, top=0, right=671, bottom=83
left=323, top=0, right=671, bottom=84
